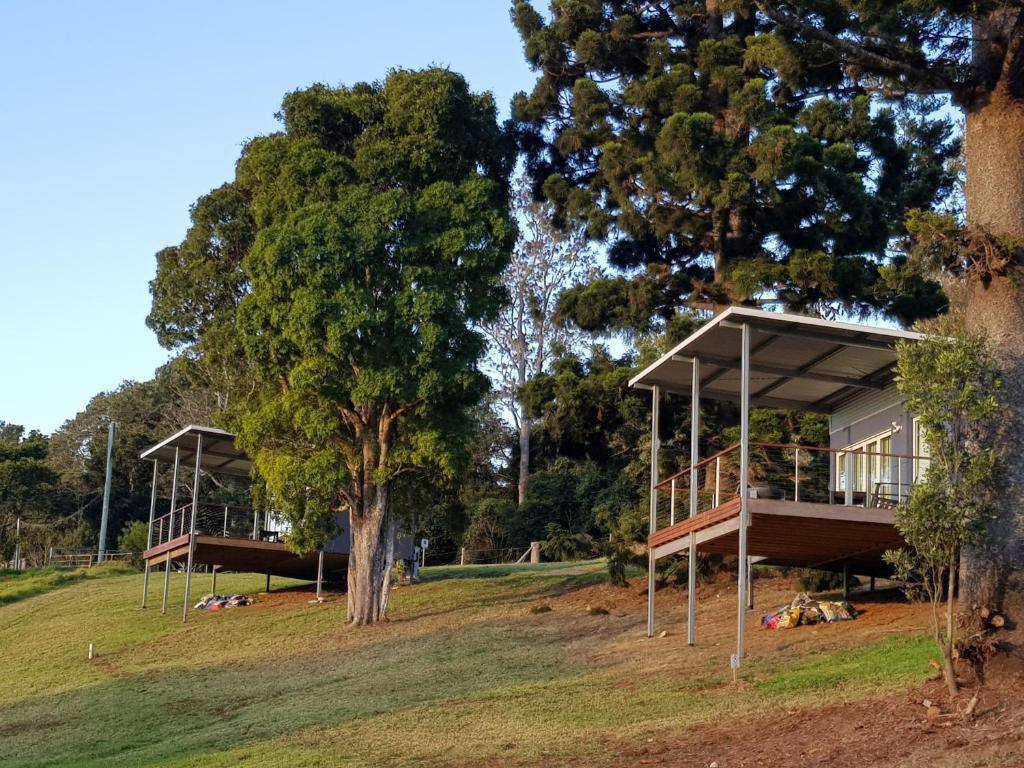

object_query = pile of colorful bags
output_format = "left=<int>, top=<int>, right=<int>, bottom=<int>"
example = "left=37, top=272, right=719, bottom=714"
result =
left=194, top=593, right=254, bottom=611
left=761, top=592, right=856, bottom=629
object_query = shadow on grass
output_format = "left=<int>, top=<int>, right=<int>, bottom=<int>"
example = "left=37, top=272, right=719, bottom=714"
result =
left=0, top=565, right=135, bottom=608
left=0, top=614, right=580, bottom=768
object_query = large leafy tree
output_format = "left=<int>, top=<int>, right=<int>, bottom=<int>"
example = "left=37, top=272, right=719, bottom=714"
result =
left=153, top=70, right=515, bottom=624
left=512, top=1, right=1024, bottom=619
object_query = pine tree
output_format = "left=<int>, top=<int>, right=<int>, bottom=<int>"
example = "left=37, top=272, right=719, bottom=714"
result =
left=512, top=1, right=1024, bottom=619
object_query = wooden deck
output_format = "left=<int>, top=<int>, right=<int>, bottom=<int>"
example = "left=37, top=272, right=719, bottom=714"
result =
left=649, top=498, right=902, bottom=576
left=143, top=535, right=348, bottom=581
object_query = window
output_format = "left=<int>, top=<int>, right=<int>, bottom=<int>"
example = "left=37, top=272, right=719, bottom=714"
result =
left=836, top=431, right=895, bottom=496
left=913, top=418, right=932, bottom=481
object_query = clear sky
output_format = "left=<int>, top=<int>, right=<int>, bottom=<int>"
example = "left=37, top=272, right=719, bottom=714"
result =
left=0, top=1, right=535, bottom=435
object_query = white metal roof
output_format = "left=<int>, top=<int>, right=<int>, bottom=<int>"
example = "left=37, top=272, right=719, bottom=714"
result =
left=139, top=424, right=252, bottom=476
left=629, top=307, right=922, bottom=413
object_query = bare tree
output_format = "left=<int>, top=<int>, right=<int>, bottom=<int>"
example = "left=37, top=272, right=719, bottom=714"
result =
left=483, top=175, right=596, bottom=506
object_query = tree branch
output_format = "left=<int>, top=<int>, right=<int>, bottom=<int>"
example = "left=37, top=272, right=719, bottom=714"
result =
left=754, top=0, right=959, bottom=96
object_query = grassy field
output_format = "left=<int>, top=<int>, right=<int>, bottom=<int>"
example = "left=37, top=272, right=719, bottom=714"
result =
left=0, top=561, right=942, bottom=767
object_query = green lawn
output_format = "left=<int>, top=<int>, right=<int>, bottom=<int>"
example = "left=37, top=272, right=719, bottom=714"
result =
left=0, top=563, right=936, bottom=767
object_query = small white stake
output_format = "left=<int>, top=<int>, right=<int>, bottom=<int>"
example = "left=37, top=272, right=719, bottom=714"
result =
left=88, top=643, right=94, bottom=660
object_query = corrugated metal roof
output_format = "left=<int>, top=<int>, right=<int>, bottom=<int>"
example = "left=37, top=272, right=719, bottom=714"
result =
left=629, top=307, right=921, bottom=413
left=140, top=425, right=252, bottom=477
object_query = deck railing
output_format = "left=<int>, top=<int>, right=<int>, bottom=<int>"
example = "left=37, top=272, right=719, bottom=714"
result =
left=150, top=503, right=283, bottom=547
left=652, top=442, right=930, bottom=534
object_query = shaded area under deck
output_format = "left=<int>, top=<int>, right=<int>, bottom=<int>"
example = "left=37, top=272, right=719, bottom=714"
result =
left=143, top=534, right=348, bottom=581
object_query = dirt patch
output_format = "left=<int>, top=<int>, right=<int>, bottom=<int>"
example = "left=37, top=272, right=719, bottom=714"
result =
left=615, top=672, right=1024, bottom=768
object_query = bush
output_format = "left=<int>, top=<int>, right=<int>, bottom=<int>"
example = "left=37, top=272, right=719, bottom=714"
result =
left=540, top=523, right=598, bottom=562
left=797, top=569, right=860, bottom=593
left=117, top=520, right=149, bottom=569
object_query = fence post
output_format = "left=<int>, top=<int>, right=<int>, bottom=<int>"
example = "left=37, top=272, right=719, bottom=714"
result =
left=530, top=541, right=541, bottom=564
left=669, top=479, right=676, bottom=526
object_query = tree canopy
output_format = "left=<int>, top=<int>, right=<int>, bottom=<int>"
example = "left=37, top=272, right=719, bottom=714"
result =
left=511, top=1, right=959, bottom=336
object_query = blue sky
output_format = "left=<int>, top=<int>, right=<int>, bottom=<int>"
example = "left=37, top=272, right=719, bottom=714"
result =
left=0, top=1, right=535, bottom=434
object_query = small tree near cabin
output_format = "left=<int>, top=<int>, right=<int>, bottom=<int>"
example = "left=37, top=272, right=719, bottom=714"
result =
left=231, top=70, right=515, bottom=625
left=885, top=315, right=1000, bottom=698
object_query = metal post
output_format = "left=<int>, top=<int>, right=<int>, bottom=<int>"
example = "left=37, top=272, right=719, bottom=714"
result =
left=162, top=447, right=180, bottom=615
left=142, top=460, right=159, bottom=608
left=897, top=458, right=903, bottom=503
left=843, top=564, right=850, bottom=600
left=669, top=479, right=676, bottom=526
left=211, top=566, right=217, bottom=594
left=460, top=547, right=466, bottom=566
left=158, top=518, right=164, bottom=544
left=737, top=323, right=750, bottom=664
left=647, top=385, right=661, bottom=638
left=714, top=457, right=721, bottom=508
left=688, top=357, right=700, bottom=646
left=182, top=433, right=203, bottom=623
left=316, top=550, right=325, bottom=599
left=866, top=451, right=874, bottom=508
left=253, top=509, right=258, bottom=540
left=747, top=557, right=754, bottom=610
left=265, top=571, right=271, bottom=593
left=97, top=421, right=116, bottom=563
left=844, top=452, right=854, bottom=506
left=793, top=448, right=800, bottom=502
left=13, top=517, right=21, bottom=570
left=223, top=505, right=228, bottom=537
left=161, top=553, right=171, bottom=614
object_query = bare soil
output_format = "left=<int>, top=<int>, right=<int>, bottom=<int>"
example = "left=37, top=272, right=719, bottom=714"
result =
left=543, top=573, right=1024, bottom=768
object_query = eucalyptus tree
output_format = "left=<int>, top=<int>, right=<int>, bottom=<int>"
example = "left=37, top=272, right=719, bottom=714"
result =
left=151, top=69, right=515, bottom=624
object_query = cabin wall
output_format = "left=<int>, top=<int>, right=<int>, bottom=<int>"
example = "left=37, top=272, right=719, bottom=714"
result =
left=324, top=511, right=415, bottom=560
left=828, top=385, right=914, bottom=455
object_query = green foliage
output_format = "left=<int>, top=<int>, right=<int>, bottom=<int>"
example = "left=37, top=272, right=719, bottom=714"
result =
left=513, top=3, right=959, bottom=333
left=540, top=522, right=599, bottom=562
left=117, top=520, right=149, bottom=568
left=797, top=569, right=859, bottom=594
left=886, top=314, right=1001, bottom=690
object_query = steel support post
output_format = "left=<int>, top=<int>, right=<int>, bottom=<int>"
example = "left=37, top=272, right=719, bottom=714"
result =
left=737, top=323, right=750, bottom=664
left=182, top=434, right=203, bottom=623
left=316, top=550, right=325, bottom=600
left=161, top=447, right=180, bottom=615
left=688, top=357, right=700, bottom=646
left=647, top=385, right=661, bottom=638
left=142, top=460, right=159, bottom=608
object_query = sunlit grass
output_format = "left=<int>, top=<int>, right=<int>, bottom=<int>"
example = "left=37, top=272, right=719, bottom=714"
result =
left=0, top=562, right=934, bottom=768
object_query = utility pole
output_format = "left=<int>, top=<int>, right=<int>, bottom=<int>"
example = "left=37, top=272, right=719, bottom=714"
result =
left=13, top=516, right=21, bottom=570
left=97, top=421, right=116, bottom=563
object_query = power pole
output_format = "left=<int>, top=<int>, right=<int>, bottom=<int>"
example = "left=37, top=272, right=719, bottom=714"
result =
left=97, top=421, right=116, bottom=563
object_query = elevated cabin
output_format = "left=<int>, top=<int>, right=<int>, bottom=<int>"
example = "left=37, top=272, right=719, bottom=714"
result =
left=631, top=307, right=927, bottom=665
left=138, top=425, right=414, bottom=621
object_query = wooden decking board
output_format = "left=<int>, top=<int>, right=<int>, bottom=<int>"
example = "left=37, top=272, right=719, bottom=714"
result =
left=647, top=497, right=904, bottom=575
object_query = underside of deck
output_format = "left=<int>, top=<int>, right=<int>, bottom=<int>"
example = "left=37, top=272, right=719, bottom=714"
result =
left=143, top=535, right=348, bottom=581
left=649, top=498, right=903, bottom=577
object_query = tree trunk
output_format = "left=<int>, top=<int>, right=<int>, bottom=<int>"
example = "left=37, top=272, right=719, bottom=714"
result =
left=346, top=482, right=392, bottom=625
left=518, top=403, right=530, bottom=507
left=961, top=90, right=1024, bottom=614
